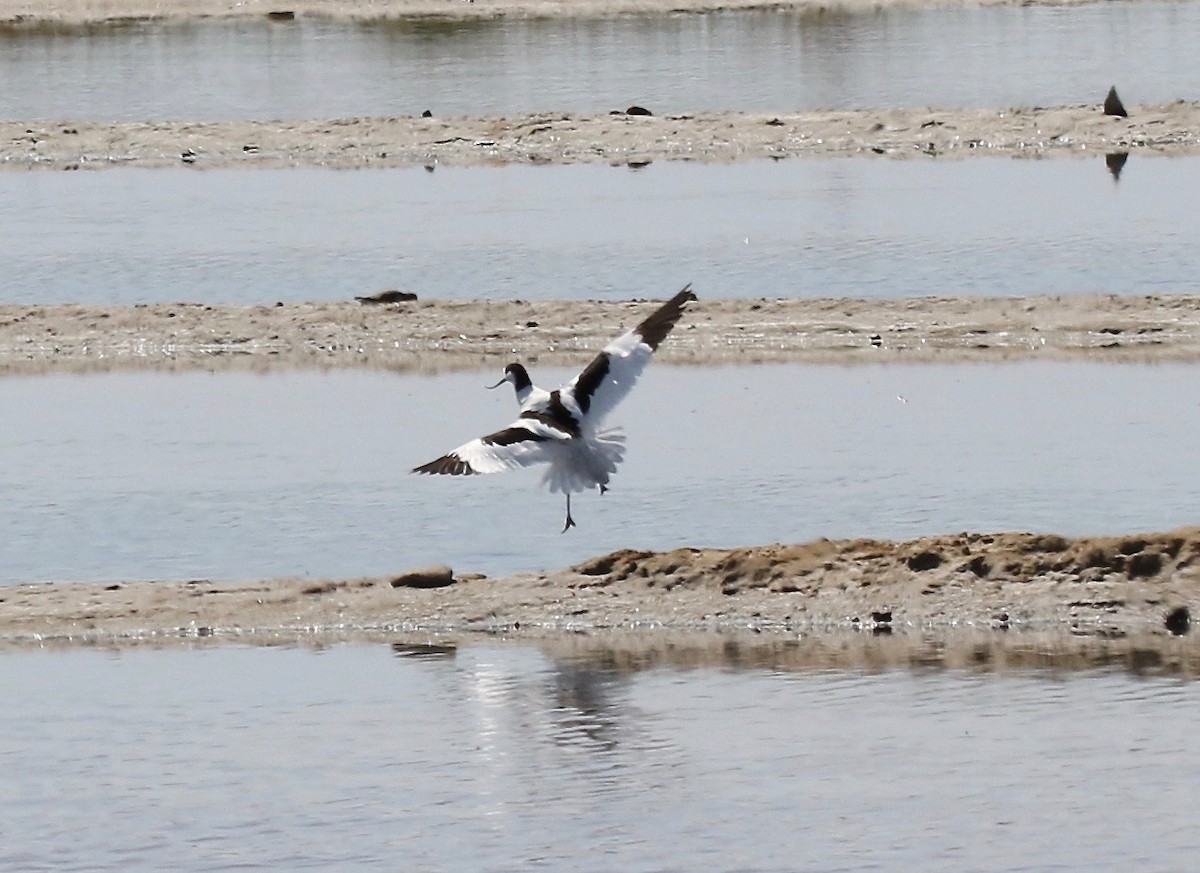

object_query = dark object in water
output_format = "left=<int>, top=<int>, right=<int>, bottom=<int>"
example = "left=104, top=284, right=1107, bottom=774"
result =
left=392, top=643, right=458, bottom=659
left=266, top=10, right=295, bottom=21
left=1164, top=605, right=1191, bottom=636
left=1105, top=151, right=1129, bottom=181
left=355, top=290, right=418, bottom=304
left=421, top=109, right=433, bottom=118
left=1104, top=86, right=1128, bottom=118
left=625, top=105, right=653, bottom=116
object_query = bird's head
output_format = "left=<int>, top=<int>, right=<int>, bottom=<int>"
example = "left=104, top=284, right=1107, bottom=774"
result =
left=487, top=363, right=532, bottom=397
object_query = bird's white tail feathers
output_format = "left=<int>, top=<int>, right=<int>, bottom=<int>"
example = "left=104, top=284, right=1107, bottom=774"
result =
left=541, top=428, right=626, bottom=494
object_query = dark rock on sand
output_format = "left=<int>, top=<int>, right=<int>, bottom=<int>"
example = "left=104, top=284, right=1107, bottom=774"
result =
left=1126, top=551, right=1163, bottom=578
left=906, top=551, right=942, bottom=572
left=390, top=566, right=455, bottom=589
left=1165, top=605, right=1191, bottom=636
left=965, top=555, right=992, bottom=577
left=355, top=290, right=418, bottom=304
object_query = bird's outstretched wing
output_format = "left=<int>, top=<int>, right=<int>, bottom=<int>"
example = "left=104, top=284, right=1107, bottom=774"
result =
left=561, top=284, right=696, bottom=425
left=412, top=415, right=571, bottom=476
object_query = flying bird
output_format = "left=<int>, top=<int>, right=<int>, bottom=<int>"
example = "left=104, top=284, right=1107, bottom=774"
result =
left=413, top=284, right=697, bottom=531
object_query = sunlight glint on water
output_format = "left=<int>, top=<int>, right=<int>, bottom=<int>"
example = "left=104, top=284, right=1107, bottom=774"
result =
left=1, top=644, right=1197, bottom=871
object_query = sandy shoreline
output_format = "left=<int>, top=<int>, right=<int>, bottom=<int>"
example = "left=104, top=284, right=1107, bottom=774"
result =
left=5, top=103, right=1200, bottom=171
left=2, top=526, right=1197, bottom=667
left=2, top=293, right=1199, bottom=374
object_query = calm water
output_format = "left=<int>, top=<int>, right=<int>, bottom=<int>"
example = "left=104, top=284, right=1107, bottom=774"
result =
left=1, top=641, right=1197, bottom=871
left=3, top=156, right=1198, bottom=305
left=1, top=362, right=1198, bottom=585
left=0, top=4, right=1195, bottom=120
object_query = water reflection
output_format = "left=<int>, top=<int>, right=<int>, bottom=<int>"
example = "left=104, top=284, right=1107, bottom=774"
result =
left=535, top=630, right=1200, bottom=679
left=1106, top=150, right=1130, bottom=181
left=2, top=5, right=1198, bottom=119
left=547, top=660, right=627, bottom=752
left=461, top=648, right=639, bottom=754
left=391, top=641, right=458, bottom=660
left=7, top=639, right=1198, bottom=871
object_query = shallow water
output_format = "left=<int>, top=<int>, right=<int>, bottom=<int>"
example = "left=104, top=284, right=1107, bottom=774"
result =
left=1, top=641, right=1197, bottom=871
left=2, top=362, right=1198, bottom=585
left=3, top=156, right=1197, bottom=305
left=0, top=4, right=1195, bottom=120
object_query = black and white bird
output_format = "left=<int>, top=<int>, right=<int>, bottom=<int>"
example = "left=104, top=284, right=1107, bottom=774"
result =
left=413, top=285, right=697, bottom=531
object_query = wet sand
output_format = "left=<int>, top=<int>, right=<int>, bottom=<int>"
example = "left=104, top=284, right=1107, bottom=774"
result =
left=3, top=293, right=1200, bottom=374
left=5, top=102, right=1200, bottom=171
left=2, top=527, right=1197, bottom=666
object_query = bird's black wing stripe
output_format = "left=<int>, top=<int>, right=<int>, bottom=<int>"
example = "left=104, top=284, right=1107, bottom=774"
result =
left=572, top=353, right=610, bottom=415
left=413, top=454, right=476, bottom=475
left=521, top=401, right=580, bottom=439
left=481, top=426, right=550, bottom=447
left=548, top=391, right=582, bottom=437
left=633, top=284, right=696, bottom=351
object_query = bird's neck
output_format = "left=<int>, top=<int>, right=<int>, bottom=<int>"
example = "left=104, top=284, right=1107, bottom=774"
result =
left=518, top=385, right=556, bottom=413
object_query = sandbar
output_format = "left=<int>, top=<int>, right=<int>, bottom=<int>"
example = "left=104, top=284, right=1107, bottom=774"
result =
left=2, top=526, right=1197, bottom=671
left=4, top=103, right=1200, bottom=171
left=1, top=293, right=1199, bottom=374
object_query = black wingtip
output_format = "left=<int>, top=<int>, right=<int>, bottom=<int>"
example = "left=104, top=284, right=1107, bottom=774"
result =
left=412, top=454, right=477, bottom=476
left=670, top=282, right=697, bottom=307
left=635, top=283, right=697, bottom=351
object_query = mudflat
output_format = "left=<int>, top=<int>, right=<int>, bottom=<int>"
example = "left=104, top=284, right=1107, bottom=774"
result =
left=4, top=102, right=1200, bottom=171
left=2, top=527, right=1197, bottom=666
left=3, top=293, right=1200, bottom=374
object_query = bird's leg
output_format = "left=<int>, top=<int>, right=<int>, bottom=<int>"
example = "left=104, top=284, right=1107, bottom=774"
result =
left=562, top=494, right=577, bottom=533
